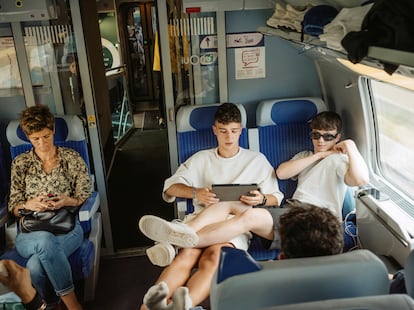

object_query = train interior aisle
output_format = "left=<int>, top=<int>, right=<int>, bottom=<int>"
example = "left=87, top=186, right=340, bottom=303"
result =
left=107, top=107, right=174, bottom=251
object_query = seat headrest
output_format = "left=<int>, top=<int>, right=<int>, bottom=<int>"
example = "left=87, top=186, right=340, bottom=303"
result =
left=6, top=115, right=86, bottom=147
left=176, top=103, right=247, bottom=132
left=256, top=97, right=327, bottom=127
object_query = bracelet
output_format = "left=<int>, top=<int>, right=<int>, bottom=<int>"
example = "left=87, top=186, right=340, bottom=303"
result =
left=23, top=291, right=46, bottom=310
left=192, top=188, right=197, bottom=199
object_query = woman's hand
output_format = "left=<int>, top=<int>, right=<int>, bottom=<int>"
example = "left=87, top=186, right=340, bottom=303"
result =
left=44, top=194, right=80, bottom=210
left=24, top=196, right=54, bottom=212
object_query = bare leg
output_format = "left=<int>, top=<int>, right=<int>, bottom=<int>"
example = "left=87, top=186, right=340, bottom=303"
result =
left=60, top=290, right=82, bottom=310
left=185, top=243, right=232, bottom=306
left=195, top=207, right=274, bottom=248
left=186, top=202, right=247, bottom=231
left=140, top=248, right=202, bottom=310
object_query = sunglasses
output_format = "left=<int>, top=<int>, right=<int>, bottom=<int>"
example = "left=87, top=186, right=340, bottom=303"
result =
left=310, top=132, right=338, bottom=141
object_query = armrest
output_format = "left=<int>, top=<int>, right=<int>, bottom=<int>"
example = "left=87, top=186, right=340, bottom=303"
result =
left=78, top=191, right=100, bottom=222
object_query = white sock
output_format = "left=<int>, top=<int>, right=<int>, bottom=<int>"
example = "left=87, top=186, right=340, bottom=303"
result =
left=144, top=282, right=173, bottom=310
left=171, top=286, right=192, bottom=310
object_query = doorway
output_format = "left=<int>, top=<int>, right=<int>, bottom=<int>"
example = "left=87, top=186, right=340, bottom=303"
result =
left=107, top=0, right=172, bottom=251
left=118, top=1, right=163, bottom=115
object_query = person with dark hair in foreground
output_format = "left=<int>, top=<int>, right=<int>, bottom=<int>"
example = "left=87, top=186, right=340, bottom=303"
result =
left=278, top=201, right=344, bottom=259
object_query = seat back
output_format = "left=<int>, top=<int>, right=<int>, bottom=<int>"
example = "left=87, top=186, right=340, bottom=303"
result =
left=406, top=249, right=414, bottom=299
left=210, top=248, right=390, bottom=310
left=6, top=115, right=91, bottom=174
left=176, top=103, right=248, bottom=214
left=176, top=103, right=248, bottom=164
left=6, top=115, right=96, bottom=232
left=256, top=97, right=327, bottom=202
left=259, top=294, right=414, bottom=310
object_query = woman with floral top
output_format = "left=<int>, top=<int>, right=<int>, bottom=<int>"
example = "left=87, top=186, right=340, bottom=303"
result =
left=8, top=105, right=91, bottom=310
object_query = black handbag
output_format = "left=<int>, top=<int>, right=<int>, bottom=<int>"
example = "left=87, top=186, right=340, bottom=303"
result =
left=19, top=207, right=76, bottom=235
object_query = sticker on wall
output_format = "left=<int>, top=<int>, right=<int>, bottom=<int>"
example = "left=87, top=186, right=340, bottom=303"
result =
left=235, top=46, right=265, bottom=80
left=200, top=35, right=217, bottom=49
left=87, top=115, right=97, bottom=128
left=227, top=32, right=264, bottom=48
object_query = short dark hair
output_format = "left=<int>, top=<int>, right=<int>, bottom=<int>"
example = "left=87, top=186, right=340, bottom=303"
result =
left=279, top=202, right=343, bottom=259
left=214, top=102, right=241, bottom=124
left=310, top=111, right=342, bottom=132
left=20, top=105, right=55, bottom=136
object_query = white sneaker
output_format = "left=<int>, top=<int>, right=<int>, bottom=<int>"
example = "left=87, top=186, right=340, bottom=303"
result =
left=139, top=215, right=199, bottom=248
left=146, top=243, right=176, bottom=267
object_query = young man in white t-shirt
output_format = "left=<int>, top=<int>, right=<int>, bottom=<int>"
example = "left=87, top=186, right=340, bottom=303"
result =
left=139, top=102, right=283, bottom=310
left=276, top=111, right=369, bottom=220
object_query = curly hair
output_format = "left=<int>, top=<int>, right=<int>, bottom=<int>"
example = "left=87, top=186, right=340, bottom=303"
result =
left=310, top=111, right=342, bottom=132
left=214, top=102, right=241, bottom=124
left=279, top=201, right=343, bottom=259
left=20, top=105, right=55, bottom=136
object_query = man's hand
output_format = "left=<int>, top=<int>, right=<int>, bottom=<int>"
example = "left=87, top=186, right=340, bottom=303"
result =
left=333, top=139, right=357, bottom=155
left=240, top=190, right=263, bottom=206
left=195, top=188, right=219, bottom=207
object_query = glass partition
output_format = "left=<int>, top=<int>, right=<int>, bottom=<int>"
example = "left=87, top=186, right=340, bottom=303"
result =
left=0, top=4, right=85, bottom=119
left=99, top=11, right=134, bottom=143
left=166, top=3, right=219, bottom=107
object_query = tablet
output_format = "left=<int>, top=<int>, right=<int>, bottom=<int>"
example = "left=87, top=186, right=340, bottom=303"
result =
left=212, top=184, right=259, bottom=201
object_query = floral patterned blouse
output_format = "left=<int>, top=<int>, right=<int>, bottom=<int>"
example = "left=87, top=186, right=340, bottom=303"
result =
left=8, top=147, right=92, bottom=212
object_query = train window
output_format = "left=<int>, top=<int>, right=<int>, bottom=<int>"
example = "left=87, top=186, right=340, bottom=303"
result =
left=369, top=79, right=414, bottom=200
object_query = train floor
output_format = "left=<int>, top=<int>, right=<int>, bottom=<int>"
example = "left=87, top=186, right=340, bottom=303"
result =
left=92, top=109, right=210, bottom=309
left=107, top=110, right=174, bottom=250
left=84, top=253, right=211, bottom=309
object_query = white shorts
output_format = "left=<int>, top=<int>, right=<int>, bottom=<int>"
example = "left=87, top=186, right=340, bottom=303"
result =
left=183, top=213, right=252, bottom=250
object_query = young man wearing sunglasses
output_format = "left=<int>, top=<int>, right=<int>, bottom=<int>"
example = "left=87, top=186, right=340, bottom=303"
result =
left=276, top=111, right=369, bottom=220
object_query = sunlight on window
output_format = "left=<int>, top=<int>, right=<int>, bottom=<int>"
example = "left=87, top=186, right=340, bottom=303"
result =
left=370, top=79, right=414, bottom=199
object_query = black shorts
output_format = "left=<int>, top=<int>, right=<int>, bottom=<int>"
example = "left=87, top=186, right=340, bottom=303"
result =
left=255, top=204, right=290, bottom=250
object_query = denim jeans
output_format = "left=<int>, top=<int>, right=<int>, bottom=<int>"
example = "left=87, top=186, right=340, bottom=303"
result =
left=15, top=220, right=83, bottom=303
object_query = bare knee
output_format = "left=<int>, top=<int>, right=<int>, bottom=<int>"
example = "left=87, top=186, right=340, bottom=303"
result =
left=198, top=244, right=232, bottom=270
left=172, top=248, right=202, bottom=269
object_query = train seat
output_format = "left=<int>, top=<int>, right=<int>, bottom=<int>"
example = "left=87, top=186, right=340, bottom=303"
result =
left=3, top=115, right=102, bottom=301
left=405, top=249, right=414, bottom=299
left=259, top=294, right=414, bottom=310
left=175, top=103, right=248, bottom=216
left=254, top=97, right=327, bottom=201
left=254, top=97, right=357, bottom=252
left=210, top=247, right=390, bottom=310
left=175, top=103, right=276, bottom=260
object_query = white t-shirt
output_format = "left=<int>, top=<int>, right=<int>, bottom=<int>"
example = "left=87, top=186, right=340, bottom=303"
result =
left=292, top=150, right=349, bottom=219
left=163, top=147, right=283, bottom=214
